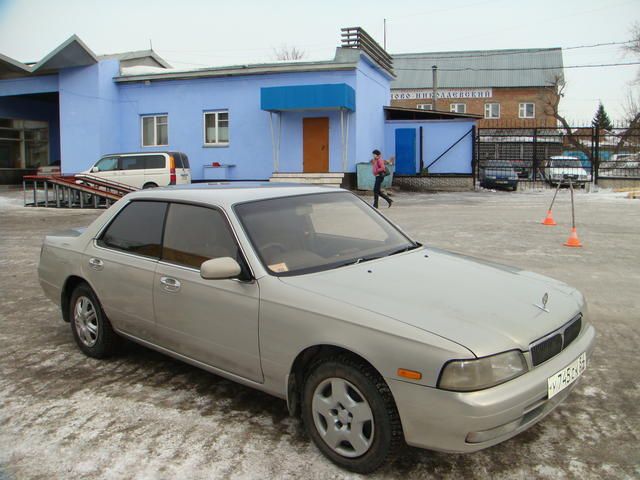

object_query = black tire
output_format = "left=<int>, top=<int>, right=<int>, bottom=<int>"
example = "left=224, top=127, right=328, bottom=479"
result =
left=142, top=182, right=158, bottom=189
left=69, top=283, right=119, bottom=358
left=301, top=355, right=403, bottom=473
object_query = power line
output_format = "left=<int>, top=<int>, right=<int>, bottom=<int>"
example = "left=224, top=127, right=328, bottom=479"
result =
left=396, top=61, right=640, bottom=72
left=394, top=41, right=634, bottom=61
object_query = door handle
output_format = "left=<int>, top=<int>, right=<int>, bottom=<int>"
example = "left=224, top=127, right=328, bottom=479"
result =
left=160, top=276, right=181, bottom=292
left=88, top=257, right=104, bottom=270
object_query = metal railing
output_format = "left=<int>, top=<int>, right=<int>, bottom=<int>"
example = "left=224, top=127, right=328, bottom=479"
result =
left=23, top=174, right=139, bottom=208
left=341, top=27, right=394, bottom=76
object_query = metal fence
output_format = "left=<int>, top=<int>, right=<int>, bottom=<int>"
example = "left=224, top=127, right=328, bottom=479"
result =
left=474, top=125, right=640, bottom=190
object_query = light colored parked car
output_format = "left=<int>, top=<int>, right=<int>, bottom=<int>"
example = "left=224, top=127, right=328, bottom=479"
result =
left=38, top=184, right=595, bottom=473
left=79, top=151, right=191, bottom=189
left=546, top=156, right=591, bottom=185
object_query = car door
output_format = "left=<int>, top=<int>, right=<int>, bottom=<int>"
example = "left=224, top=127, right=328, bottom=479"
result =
left=153, top=202, right=262, bottom=382
left=90, top=156, right=119, bottom=182
left=83, top=200, right=167, bottom=341
left=143, top=154, right=168, bottom=187
left=118, top=155, right=147, bottom=188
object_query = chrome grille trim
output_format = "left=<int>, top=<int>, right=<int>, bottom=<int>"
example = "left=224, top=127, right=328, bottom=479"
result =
left=529, top=314, right=582, bottom=367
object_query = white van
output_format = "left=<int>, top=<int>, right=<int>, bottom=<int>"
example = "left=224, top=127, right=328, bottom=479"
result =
left=80, top=152, right=191, bottom=189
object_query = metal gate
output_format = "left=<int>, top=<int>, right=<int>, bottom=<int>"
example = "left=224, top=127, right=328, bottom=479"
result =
left=475, top=126, right=640, bottom=190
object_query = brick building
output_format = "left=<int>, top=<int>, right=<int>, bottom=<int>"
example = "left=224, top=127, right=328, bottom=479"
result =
left=390, top=48, right=563, bottom=128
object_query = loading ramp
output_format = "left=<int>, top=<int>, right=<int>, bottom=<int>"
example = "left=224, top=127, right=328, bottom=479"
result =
left=23, top=174, right=138, bottom=208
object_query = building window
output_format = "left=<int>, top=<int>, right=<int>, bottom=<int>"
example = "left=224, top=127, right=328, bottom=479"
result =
left=519, top=103, right=535, bottom=119
left=450, top=103, right=466, bottom=114
left=416, top=104, right=433, bottom=111
left=484, top=103, right=500, bottom=119
left=204, top=110, right=229, bottom=145
left=141, top=115, right=168, bottom=147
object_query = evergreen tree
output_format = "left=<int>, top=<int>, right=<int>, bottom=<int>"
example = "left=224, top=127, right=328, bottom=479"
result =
left=592, top=103, right=613, bottom=130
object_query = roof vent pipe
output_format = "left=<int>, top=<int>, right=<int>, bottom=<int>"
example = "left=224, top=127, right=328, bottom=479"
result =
left=432, top=65, right=438, bottom=111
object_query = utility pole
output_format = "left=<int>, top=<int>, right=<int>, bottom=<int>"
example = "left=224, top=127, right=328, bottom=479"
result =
left=432, top=65, right=438, bottom=111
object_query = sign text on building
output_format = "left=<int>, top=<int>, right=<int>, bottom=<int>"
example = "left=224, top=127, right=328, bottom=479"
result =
left=391, top=89, right=493, bottom=101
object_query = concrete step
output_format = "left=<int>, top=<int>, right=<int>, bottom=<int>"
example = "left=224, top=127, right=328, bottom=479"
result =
left=271, top=173, right=344, bottom=178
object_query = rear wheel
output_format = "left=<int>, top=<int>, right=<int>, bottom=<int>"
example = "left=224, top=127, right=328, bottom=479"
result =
left=70, top=283, right=119, bottom=358
left=142, top=182, right=158, bottom=189
left=301, top=356, right=403, bottom=473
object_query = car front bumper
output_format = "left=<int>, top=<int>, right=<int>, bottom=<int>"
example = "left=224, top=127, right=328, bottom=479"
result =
left=481, top=178, right=518, bottom=189
left=386, top=323, right=596, bottom=453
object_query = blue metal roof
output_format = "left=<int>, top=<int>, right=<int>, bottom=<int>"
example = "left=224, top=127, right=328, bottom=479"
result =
left=261, top=83, right=355, bottom=112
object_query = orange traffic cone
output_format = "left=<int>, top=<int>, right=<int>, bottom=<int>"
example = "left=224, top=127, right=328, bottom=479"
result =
left=564, top=227, right=583, bottom=247
left=542, top=210, right=557, bottom=226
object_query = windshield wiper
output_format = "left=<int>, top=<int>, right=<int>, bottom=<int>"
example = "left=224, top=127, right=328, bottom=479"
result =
left=387, top=243, right=420, bottom=256
left=338, top=256, right=382, bottom=268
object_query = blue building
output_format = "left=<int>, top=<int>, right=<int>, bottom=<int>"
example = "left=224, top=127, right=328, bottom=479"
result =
left=0, top=30, right=478, bottom=186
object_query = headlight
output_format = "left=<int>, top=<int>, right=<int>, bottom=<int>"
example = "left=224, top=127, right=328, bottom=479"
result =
left=486, top=175, right=496, bottom=179
left=438, top=350, right=528, bottom=391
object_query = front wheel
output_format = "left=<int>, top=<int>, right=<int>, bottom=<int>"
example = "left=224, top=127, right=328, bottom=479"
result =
left=70, top=283, right=119, bottom=358
left=301, top=356, right=403, bottom=473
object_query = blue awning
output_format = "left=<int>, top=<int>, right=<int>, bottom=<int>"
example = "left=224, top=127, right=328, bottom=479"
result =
left=261, top=83, right=355, bottom=112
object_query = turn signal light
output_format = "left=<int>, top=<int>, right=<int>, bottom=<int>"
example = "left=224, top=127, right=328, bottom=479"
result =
left=397, top=368, right=422, bottom=380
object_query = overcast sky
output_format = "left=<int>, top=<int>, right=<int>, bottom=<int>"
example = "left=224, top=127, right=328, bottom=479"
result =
left=1, top=0, right=638, bottom=122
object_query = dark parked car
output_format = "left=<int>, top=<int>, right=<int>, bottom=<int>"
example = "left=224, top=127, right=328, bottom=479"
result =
left=479, top=160, right=518, bottom=190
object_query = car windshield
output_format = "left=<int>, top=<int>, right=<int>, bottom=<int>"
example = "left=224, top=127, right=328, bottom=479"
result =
left=549, top=159, right=581, bottom=168
left=234, top=192, right=418, bottom=276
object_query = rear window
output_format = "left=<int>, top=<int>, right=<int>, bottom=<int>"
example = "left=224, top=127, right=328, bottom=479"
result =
left=144, top=155, right=166, bottom=169
left=173, top=153, right=190, bottom=169
left=98, top=201, right=167, bottom=258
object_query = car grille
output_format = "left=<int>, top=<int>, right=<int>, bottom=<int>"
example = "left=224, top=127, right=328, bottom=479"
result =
left=530, top=314, right=582, bottom=367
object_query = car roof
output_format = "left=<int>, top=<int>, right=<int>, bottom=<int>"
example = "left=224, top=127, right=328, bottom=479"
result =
left=125, top=182, right=345, bottom=206
left=101, top=151, right=186, bottom=157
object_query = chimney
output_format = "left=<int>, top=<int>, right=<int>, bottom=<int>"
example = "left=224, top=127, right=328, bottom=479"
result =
left=432, top=65, right=438, bottom=111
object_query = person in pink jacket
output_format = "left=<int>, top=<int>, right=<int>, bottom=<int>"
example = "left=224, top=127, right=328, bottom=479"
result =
left=370, top=149, right=393, bottom=208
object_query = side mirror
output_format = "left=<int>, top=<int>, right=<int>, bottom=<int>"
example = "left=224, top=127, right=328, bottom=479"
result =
left=91, top=166, right=99, bottom=173
left=200, top=257, right=241, bottom=280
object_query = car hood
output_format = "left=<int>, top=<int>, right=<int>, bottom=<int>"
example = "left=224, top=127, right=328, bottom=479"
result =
left=279, top=247, right=583, bottom=357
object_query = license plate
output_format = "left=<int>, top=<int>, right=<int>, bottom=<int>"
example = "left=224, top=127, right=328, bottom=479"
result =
left=547, top=352, right=587, bottom=399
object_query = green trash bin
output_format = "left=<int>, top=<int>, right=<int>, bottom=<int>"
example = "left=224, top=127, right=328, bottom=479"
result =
left=356, top=162, right=394, bottom=190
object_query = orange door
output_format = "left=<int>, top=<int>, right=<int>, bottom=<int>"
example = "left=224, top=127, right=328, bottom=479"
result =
left=303, top=117, right=329, bottom=173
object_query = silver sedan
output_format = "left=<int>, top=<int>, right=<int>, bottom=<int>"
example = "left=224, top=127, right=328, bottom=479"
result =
left=38, top=184, right=595, bottom=473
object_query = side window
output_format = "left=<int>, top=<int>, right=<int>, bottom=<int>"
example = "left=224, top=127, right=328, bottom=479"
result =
left=98, top=201, right=167, bottom=258
left=94, top=157, right=118, bottom=172
left=144, top=155, right=166, bottom=169
left=120, top=156, right=146, bottom=171
left=162, top=203, right=238, bottom=269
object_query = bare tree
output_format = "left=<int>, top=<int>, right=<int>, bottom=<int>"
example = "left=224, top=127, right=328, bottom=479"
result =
left=273, top=45, right=305, bottom=61
left=539, top=76, right=640, bottom=171
left=539, top=76, right=592, bottom=158
left=624, top=22, right=640, bottom=84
